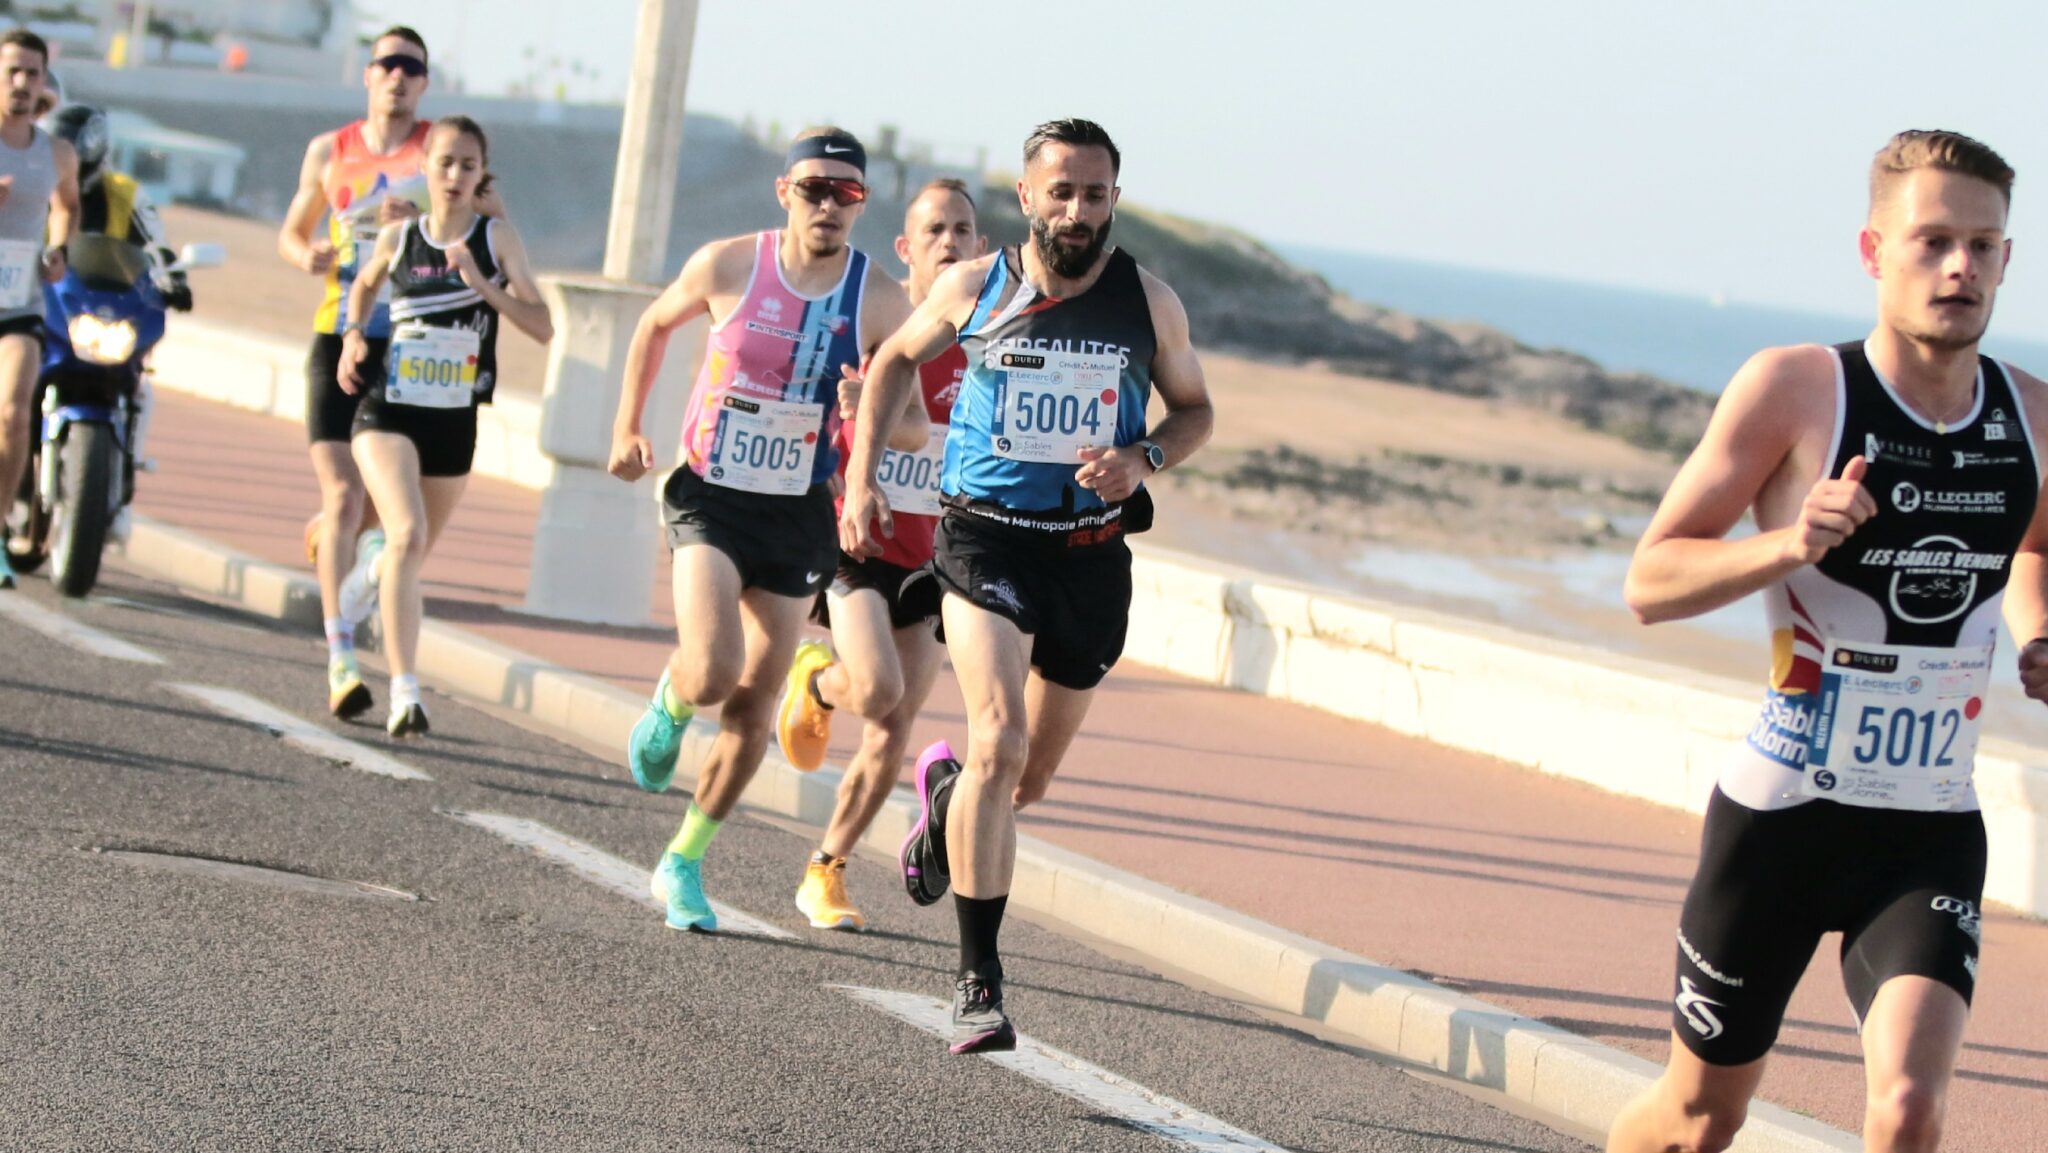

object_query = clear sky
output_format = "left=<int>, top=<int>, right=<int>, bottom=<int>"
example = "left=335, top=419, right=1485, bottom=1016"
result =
left=381, top=0, right=2048, bottom=340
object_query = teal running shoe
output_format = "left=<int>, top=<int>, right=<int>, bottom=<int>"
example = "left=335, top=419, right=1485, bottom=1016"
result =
left=650, top=852, right=717, bottom=932
left=628, top=668, right=690, bottom=793
left=0, top=547, right=16, bottom=590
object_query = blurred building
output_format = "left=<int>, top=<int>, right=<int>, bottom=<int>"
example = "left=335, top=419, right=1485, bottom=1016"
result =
left=103, top=108, right=245, bottom=206
left=28, top=0, right=358, bottom=80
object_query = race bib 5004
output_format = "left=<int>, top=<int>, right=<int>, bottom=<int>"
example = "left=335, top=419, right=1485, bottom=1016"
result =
left=987, top=348, right=1121, bottom=464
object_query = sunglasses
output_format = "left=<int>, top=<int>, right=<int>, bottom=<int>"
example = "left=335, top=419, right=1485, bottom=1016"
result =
left=788, top=177, right=868, bottom=207
left=372, top=54, right=428, bottom=78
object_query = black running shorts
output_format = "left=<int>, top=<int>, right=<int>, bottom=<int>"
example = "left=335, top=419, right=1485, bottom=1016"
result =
left=0, top=313, right=45, bottom=346
left=812, top=553, right=933, bottom=632
left=351, top=392, right=480, bottom=479
left=660, top=465, right=836, bottom=599
left=921, top=507, right=1132, bottom=691
left=1670, top=787, right=1986, bottom=1066
left=306, top=332, right=389, bottom=445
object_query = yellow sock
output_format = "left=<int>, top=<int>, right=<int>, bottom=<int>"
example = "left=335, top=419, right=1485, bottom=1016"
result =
left=666, top=804, right=721, bottom=861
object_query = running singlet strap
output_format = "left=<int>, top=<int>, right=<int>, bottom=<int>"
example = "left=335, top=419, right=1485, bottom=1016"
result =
left=380, top=216, right=505, bottom=410
left=947, top=246, right=1157, bottom=523
left=1726, top=341, right=2040, bottom=812
left=676, top=231, right=870, bottom=494
left=314, top=120, right=431, bottom=337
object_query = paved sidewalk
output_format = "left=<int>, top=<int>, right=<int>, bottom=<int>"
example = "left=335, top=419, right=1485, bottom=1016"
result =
left=134, top=386, right=2048, bottom=1147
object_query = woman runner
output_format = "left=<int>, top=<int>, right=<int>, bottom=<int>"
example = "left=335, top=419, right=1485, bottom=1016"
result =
left=339, top=116, right=553, bottom=737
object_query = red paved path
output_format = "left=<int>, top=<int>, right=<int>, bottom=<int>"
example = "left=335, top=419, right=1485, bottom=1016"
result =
left=131, top=387, right=2048, bottom=1147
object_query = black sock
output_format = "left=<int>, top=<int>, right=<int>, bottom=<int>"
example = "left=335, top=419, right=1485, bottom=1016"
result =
left=807, top=667, right=833, bottom=711
left=954, top=893, right=1007, bottom=980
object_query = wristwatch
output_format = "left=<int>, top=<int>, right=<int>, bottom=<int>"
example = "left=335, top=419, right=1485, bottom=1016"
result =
left=1139, top=440, right=1166, bottom=472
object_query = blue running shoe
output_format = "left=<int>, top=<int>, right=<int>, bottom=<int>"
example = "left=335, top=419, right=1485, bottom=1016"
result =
left=0, top=548, right=16, bottom=590
left=629, top=668, right=690, bottom=793
left=650, top=852, right=717, bottom=932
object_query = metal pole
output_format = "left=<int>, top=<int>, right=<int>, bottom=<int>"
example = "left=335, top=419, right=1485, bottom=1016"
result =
left=603, top=0, right=697, bottom=283
left=127, top=0, right=152, bottom=68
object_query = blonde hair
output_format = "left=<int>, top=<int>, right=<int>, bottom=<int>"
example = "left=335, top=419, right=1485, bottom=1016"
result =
left=1870, top=130, right=2014, bottom=213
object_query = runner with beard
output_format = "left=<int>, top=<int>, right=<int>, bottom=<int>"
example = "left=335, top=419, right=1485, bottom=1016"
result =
left=1609, top=130, right=2048, bottom=1153
left=607, top=127, right=924, bottom=933
left=841, top=119, right=1214, bottom=1051
left=776, top=178, right=984, bottom=931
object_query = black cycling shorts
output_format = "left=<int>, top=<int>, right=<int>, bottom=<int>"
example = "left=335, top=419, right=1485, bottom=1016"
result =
left=306, top=332, right=388, bottom=445
left=811, top=553, right=934, bottom=632
left=917, top=507, right=1132, bottom=691
left=660, top=465, right=836, bottom=599
left=1670, top=787, right=1986, bottom=1066
left=351, top=391, right=480, bottom=479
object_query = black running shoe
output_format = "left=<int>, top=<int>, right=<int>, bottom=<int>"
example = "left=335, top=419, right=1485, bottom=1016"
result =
left=949, top=972, right=1015, bottom=1054
left=387, top=703, right=430, bottom=740
left=901, top=741, right=960, bottom=906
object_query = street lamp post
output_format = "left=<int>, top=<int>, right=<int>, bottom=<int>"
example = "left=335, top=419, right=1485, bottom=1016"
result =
left=522, top=0, right=702, bottom=625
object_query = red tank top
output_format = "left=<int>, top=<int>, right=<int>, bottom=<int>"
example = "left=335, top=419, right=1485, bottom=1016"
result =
left=837, top=344, right=965, bottom=569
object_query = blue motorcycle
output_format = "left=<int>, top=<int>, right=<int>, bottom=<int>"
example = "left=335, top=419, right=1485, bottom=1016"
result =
left=7, top=233, right=220, bottom=596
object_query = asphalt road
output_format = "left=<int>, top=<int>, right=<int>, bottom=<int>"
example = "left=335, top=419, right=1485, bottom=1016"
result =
left=0, top=562, right=1595, bottom=1153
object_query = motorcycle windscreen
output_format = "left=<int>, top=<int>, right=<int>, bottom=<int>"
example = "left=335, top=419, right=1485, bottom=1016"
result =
left=68, top=234, right=149, bottom=291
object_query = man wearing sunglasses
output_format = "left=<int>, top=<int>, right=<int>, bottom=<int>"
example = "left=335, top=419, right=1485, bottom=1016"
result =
left=607, top=127, right=924, bottom=934
left=842, top=118, right=1213, bottom=1053
left=278, top=26, right=433, bottom=720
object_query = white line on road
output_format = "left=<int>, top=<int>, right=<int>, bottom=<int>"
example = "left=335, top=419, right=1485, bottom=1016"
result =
left=443, top=810, right=796, bottom=941
left=0, top=593, right=165, bottom=664
left=167, top=683, right=432, bottom=782
left=834, top=985, right=1285, bottom=1152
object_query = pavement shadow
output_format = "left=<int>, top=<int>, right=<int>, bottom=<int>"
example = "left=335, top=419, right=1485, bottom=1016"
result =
left=1020, top=812, right=1674, bottom=908
left=0, top=729, right=294, bottom=786
left=1055, top=773, right=1691, bottom=860
left=1029, top=797, right=1688, bottom=889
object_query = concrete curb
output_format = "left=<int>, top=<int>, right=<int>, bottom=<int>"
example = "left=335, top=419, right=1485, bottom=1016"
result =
left=115, top=515, right=1856, bottom=1152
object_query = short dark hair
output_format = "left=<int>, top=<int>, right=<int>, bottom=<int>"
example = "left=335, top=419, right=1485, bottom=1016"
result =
left=0, top=28, right=50, bottom=68
left=374, top=25, right=428, bottom=68
left=1023, top=119, right=1119, bottom=178
left=433, top=115, right=488, bottom=165
left=914, top=177, right=976, bottom=214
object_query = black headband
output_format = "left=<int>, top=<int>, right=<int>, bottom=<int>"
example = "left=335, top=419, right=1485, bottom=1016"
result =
left=785, top=133, right=866, bottom=176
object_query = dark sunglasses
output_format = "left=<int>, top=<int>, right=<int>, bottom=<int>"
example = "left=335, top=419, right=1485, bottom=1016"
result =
left=372, top=54, right=428, bottom=78
left=789, top=176, right=867, bottom=207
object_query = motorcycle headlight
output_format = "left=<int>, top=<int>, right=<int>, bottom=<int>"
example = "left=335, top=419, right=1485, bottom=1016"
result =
left=68, top=314, right=137, bottom=365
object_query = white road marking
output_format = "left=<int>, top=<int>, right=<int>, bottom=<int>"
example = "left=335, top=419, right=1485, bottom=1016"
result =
left=0, top=593, right=165, bottom=664
left=443, top=810, right=796, bottom=941
left=167, top=683, right=432, bottom=782
left=834, top=985, right=1285, bottom=1152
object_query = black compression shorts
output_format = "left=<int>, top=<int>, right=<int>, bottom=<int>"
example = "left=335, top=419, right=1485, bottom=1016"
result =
left=306, top=332, right=388, bottom=445
left=1670, top=787, right=1986, bottom=1066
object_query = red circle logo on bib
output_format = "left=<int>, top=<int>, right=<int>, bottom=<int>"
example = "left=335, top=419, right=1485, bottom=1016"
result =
left=1965, top=697, right=1983, bottom=720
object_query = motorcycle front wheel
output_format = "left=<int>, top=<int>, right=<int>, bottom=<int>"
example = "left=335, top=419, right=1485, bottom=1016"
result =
left=49, top=422, right=114, bottom=597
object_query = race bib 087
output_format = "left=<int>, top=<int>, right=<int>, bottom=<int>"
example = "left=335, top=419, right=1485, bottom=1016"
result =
left=0, top=239, right=39, bottom=311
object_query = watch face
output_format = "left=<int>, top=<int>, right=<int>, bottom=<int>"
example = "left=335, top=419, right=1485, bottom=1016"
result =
left=1146, top=443, right=1165, bottom=469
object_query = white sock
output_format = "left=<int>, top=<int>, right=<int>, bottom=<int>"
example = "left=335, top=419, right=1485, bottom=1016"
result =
left=325, top=617, right=354, bottom=660
left=390, top=673, right=421, bottom=710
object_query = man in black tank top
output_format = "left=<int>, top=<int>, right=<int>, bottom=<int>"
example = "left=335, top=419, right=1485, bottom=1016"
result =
left=1611, top=131, right=2048, bottom=1153
left=840, top=120, right=1215, bottom=1054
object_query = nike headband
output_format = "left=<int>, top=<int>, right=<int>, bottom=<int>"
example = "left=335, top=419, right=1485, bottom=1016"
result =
left=785, top=132, right=867, bottom=176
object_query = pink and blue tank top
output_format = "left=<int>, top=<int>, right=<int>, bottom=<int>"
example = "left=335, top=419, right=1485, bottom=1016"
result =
left=678, top=230, right=870, bottom=494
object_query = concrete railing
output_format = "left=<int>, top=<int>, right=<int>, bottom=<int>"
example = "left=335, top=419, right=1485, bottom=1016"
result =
left=147, top=317, right=2048, bottom=919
